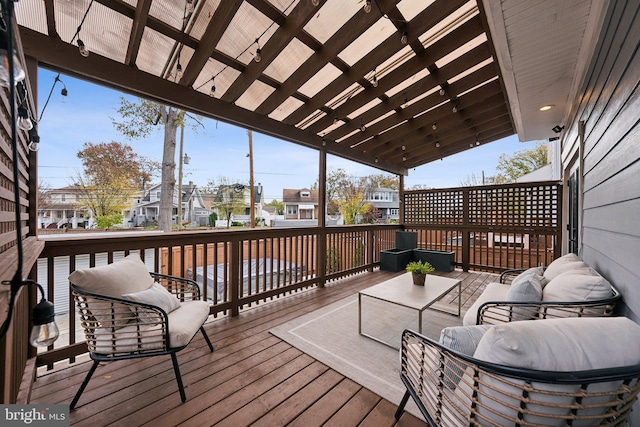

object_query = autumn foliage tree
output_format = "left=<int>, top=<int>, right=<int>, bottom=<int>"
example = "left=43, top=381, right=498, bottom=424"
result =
left=76, top=141, right=157, bottom=225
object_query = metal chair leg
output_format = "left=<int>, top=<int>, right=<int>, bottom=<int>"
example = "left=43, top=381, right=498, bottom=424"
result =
left=70, top=360, right=100, bottom=410
left=171, top=353, right=187, bottom=403
left=395, top=390, right=411, bottom=420
left=200, top=326, right=214, bottom=352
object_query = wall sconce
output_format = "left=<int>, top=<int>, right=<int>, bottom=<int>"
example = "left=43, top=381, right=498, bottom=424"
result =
left=0, top=278, right=59, bottom=347
left=552, top=125, right=564, bottom=133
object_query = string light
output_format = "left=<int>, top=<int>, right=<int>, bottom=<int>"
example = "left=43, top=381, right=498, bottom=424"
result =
left=17, top=106, right=33, bottom=131
left=77, top=38, right=89, bottom=57
left=312, top=0, right=320, bottom=6
left=176, top=61, right=183, bottom=79
left=186, top=0, right=195, bottom=13
left=0, top=21, right=25, bottom=87
left=360, top=122, right=366, bottom=132
left=435, top=142, right=440, bottom=148
left=364, top=0, right=372, bottom=13
left=432, top=122, right=437, bottom=131
left=209, top=77, right=216, bottom=97
left=439, top=88, right=445, bottom=96
left=401, top=31, right=408, bottom=45
left=402, top=155, right=406, bottom=161
left=372, top=72, right=378, bottom=88
left=254, top=39, right=262, bottom=63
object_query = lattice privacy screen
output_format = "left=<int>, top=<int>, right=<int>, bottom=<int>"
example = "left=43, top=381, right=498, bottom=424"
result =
left=404, top=182, right=560, bottom=228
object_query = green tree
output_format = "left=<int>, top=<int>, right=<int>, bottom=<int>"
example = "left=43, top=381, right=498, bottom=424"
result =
left=265, top=199, right=284, bottom=215
left=112, top=97, right=202, bottom=232
left=210, top=177, right=248, bottom=229
left=494, top=143, right=548, bottom=183
left=76, top=141, right=154, bottom=218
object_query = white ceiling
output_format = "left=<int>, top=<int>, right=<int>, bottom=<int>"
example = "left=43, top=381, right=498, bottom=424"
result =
left=482, top=0, right=610, bottom=141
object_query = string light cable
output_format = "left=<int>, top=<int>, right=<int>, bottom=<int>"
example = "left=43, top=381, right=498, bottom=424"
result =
left=0, top=0, right=59, bottom=346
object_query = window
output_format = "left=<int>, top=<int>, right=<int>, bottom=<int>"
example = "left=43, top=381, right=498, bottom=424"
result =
left=61, top=194, right=66, bottom=202
left=156, top=191, right=161, bottom=199
left=301, top=191, right=310, bottom=197
left=287, top=206, right=298, bottom=215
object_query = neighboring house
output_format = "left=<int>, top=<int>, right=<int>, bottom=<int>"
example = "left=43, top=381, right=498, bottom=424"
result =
left=38, top=185, right=91, bottom=229
left=213, top=184, right=264, bottom=226
left=283, top=188, right=318, bottom=220
left=365, top=188, right=399, bottom=222
left=132, top=181, right=211, bottom=227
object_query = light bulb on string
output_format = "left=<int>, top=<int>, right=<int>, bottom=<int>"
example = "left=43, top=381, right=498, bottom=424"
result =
left=186, top=0, right=195, bottom=13
left=77, top=39, right=89, bottom=57
left=401, top=31, right=408, bottom=45
left=364, top=0, right=372, bottom=13
left=17, top=107, right=33, bottom=131
left=372, top=72, right=378, bottom=88
left=312, top=0, right=320, bottom=6
left=254, top=39, right=262, bottom=63
left=176, top=62, right=183, bottom=79
left=360, top=122, right=366, bottom=132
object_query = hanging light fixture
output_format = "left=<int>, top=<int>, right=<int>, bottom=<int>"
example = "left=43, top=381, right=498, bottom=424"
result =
left=402, top=155, right=406, bottom=161
left=312, top=0, right=320, bottom=6
left=254, top=39, right=262, bottom=63
left=176, top=61, right=183, bottom=80
left=28, top=129, right=40, bottom=152
left=17, top=106, right=33, bottom=131
left=401, top=31, right=408, bottom=45
left=432, top=122, right=437, bottom=131
left=77, top=38, right=89, bottom=57
left=360, top=122, right=366, bottom=132
left=209, top=80, right=216, bottom=97
left=372, top=73, right=378, bottom=88
left=186, top=0, right=195, bottom=13
left=439, top=88, right=445, bottom=96
left=364, top=0, right=372, bottom=13
left=0, top=18, right=25, bottom=87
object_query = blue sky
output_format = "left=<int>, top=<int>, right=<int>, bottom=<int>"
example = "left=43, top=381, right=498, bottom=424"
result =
left=36, top=68, right=540, bottom=202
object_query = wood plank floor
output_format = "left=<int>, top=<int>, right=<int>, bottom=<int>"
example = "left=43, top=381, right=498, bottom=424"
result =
left=30, top=269, right=498, bottom=426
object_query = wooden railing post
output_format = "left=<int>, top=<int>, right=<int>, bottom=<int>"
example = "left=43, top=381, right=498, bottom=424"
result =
left=367, top=228, right=375, bottom=272
left=230, top=238, right=240, bottom=316
left=462, top=188, right=470, bottom=272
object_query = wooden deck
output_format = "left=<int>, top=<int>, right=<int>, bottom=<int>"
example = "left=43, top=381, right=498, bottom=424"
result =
left=30, top=269, right=498, bottom=426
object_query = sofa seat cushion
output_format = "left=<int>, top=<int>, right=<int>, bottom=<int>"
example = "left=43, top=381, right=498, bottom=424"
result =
left=462, top=283, right=510, bottom=326
left=456, top=317, right=640, bottom=426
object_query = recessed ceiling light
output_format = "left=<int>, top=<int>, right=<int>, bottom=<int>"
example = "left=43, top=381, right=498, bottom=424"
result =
left=539, top=105, right=554, bottom=111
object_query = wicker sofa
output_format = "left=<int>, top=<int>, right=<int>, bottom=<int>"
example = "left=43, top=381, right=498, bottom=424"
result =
left=463, top=253, right=621, bottom=326
left=396, top=317, right=640, bottom=426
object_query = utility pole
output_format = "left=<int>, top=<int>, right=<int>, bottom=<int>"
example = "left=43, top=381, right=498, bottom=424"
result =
left=248, top=130, right=255, bottom=228
left=177, top=122, right=185, bottom=230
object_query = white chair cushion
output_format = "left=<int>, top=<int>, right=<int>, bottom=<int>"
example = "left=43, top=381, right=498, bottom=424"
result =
left=462, top=283, right=510, bottom=326
left=166, top=300, right=210, bottom=348
left=457, top=317, right=640, bottom=426
left=122, top=282, right=181, bottom=322
left=69, top=254, right=153, bottom=296
left=512, top=266, right=548, bottom=287
left=542, top=253, right=587, bottom=281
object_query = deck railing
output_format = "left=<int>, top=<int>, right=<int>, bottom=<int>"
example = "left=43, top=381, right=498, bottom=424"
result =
left=34, top=225, right=401, bottom=366
left=33, top=181, right=561, bottom=368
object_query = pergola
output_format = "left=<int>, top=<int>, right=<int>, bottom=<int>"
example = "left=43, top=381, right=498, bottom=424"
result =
left=14, top=0, right=523, bottom=178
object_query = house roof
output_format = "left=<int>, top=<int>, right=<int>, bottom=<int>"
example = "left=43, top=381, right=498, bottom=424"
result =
left=16, top=1, right=602, bottom=174
left=283, top=188, right=318, bottom=203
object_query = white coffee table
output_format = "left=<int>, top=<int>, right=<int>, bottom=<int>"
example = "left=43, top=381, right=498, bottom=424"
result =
left=358, top=272, right=461, bottom=348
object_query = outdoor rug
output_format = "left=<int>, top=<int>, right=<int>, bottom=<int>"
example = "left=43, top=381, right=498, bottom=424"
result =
left=269, top=293, right=463, bottom=420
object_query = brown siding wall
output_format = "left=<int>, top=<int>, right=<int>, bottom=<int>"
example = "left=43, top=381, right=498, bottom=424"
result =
left=561, top=0, right=640, bottom=327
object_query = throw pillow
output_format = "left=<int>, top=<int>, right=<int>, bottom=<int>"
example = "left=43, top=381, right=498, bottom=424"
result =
left=542, top=253, right=586, bottom=281
left=69, top=254, right=154, bottom=329
left=512, top=266, right=548, bottom=287
left=122, top=282, right=181, bottom=322
left=541, top=268, right=613, bottom=317
left=438, top=324, right=492, bottom=388
left=505, top=273, right=543, bottom=320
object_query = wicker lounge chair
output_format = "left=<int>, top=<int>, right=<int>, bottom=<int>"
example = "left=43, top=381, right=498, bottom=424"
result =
left=68, top=255, right=213, bottom=409
left=396, top=318, right=640, bottom=426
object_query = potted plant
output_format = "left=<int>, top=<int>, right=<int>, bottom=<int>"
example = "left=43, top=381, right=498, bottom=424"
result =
left=406, top=260, right=434, bottom=286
